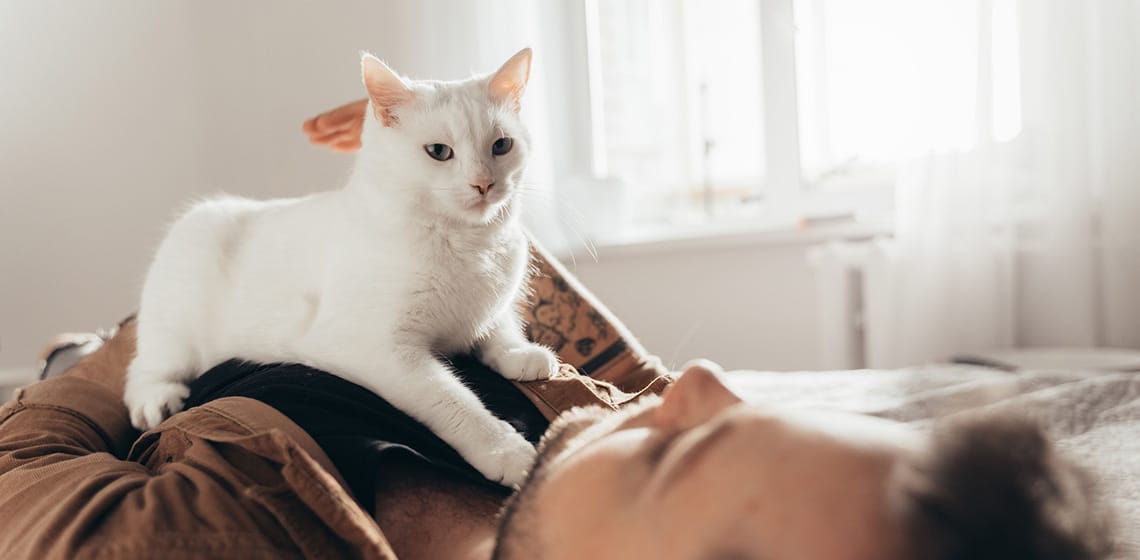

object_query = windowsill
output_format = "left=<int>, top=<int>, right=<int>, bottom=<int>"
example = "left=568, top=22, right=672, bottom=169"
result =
left=562, top=218, right=893, bottom=260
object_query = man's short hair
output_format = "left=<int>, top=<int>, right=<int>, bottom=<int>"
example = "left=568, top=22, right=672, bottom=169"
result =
left=897, top=414, right=1117, bottom=560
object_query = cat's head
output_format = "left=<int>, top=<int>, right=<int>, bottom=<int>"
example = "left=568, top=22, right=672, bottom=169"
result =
left=356, top=48, right=533, bottom=225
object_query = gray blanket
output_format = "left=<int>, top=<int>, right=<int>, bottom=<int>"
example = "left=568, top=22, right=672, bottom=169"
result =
left=725, top=365, right=1139, bottom=554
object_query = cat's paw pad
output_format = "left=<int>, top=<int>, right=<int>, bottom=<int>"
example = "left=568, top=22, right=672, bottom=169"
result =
left=472, top=431, right=537, bottom=488
left=489, top=344, right=559, bottom=382
left=125, top=381, right=190, bottom=431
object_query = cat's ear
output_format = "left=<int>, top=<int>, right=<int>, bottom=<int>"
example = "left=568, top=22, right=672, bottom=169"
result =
left=488, top=47, right=532, bottom=112
left=361, top=53, right=415, bottom=127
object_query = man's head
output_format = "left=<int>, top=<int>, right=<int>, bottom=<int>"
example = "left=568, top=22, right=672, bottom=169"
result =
left=495, top=363, right=1116, bottom=560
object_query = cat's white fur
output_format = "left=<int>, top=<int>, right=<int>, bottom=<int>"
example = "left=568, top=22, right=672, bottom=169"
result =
left=123, top=48, right=556, bottom=486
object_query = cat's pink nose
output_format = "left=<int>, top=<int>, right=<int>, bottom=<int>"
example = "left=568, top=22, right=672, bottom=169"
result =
left=470, top=181, right=495, bottom=196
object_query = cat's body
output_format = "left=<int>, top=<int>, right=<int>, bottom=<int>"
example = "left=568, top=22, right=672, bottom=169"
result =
left=125, top=49, right=555, bottom=486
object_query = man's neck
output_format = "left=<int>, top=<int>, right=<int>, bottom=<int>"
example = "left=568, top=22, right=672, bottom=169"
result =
left=372, top=459, right=508, bottom=560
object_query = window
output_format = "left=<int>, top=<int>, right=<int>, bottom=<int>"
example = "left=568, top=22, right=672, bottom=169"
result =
left=584, top=0, right=1021, bottom=229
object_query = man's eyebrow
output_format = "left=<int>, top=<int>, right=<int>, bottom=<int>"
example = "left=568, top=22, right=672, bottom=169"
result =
left=653, top=421, right=736, bottom=491
left=642, top=429, right=681, bottom=466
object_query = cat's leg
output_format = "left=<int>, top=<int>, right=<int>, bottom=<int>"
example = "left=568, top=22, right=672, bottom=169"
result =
left=123, top=321, right=196, bottom=430
left=311, top=347, right=537, bottom=487
left=124, top=199, right=239, bottom=430
left=476, top=311, right=559, bottom=382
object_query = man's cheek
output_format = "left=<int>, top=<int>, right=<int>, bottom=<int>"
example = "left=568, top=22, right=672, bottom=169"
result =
left=534, top=458, right=629, bottom=546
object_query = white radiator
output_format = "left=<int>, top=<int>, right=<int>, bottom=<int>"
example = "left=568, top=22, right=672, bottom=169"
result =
left=808, top=241, right=873, bottom=370
left=810, top=237, right=1018, bottom=370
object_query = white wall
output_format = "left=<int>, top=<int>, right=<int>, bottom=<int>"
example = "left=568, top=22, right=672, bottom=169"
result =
left=2, top=2, right=209, bottom=377
left=567, top=242, right=823, bottom=371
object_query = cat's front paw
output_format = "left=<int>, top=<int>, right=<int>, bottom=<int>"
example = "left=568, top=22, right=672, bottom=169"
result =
left=486, top=343, right=559, bottom=382
left=470, top=430, right=537, bottom=488
left=124, top=380, right=190, bottom=430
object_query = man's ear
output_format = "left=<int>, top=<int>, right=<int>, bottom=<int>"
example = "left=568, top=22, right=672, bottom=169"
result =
left=488, top=47, right=532, bottom=113
left=361, top=53, right=415, bottom=127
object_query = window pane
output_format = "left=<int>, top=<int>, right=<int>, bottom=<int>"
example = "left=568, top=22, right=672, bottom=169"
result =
left=793, top=0, right=1021, bottom=189
left=594, top=0, right=688, bottom=195
left=593, top=0, right=765, bottom=203
left=680, top=0, right=765, bottom=190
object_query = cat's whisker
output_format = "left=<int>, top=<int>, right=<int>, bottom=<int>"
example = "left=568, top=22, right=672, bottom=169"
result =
left=553, top=190, right=599, bottom=263
left=510, top=180, right=599, bottom=264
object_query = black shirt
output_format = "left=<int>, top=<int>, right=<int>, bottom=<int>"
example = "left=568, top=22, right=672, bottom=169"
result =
left=184, top=354, right=549, bottom=514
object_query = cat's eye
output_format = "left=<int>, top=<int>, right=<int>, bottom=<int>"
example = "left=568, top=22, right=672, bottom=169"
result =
left=492, top=137, right=514, bottom=156
left=424, top=143, right=454, bottom=161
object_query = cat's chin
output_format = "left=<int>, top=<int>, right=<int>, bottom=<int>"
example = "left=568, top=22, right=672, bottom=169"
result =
left=461, top=197, right=511, bottom=225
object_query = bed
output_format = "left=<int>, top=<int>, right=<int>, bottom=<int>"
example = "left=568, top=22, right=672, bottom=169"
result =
left=724, top=365, right=1140, bottom=553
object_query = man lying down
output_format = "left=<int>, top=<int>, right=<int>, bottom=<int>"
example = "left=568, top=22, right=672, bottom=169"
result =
left=0, top=103, right=1118, bottom=560
left=497, top=364, right=1118, bottom=560
left=0, top=320, right=1118, bottom=560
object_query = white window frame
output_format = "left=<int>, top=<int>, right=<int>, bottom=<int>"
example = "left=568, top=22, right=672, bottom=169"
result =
left=757, top=0, right=803, bottom=209
left=568, top=0, right=895, bottom=232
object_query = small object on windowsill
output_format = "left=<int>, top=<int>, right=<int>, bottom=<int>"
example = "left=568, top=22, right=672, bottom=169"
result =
left=798, top=213, right=857, bottom=230
left=952, top=347, right=1140, bottom=372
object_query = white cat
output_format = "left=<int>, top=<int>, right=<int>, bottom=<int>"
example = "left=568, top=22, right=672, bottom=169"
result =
left=123, top=48, right=557, bottom=487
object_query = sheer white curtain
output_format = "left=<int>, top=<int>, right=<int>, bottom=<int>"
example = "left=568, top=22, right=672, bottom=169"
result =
left=863, top=0, right=1140, bottom=367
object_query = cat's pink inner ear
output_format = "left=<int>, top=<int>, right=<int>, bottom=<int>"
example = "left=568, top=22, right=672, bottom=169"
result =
left=488, top=48, right=532, bottom=113
left=362, top=54, right=415, bottom=127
